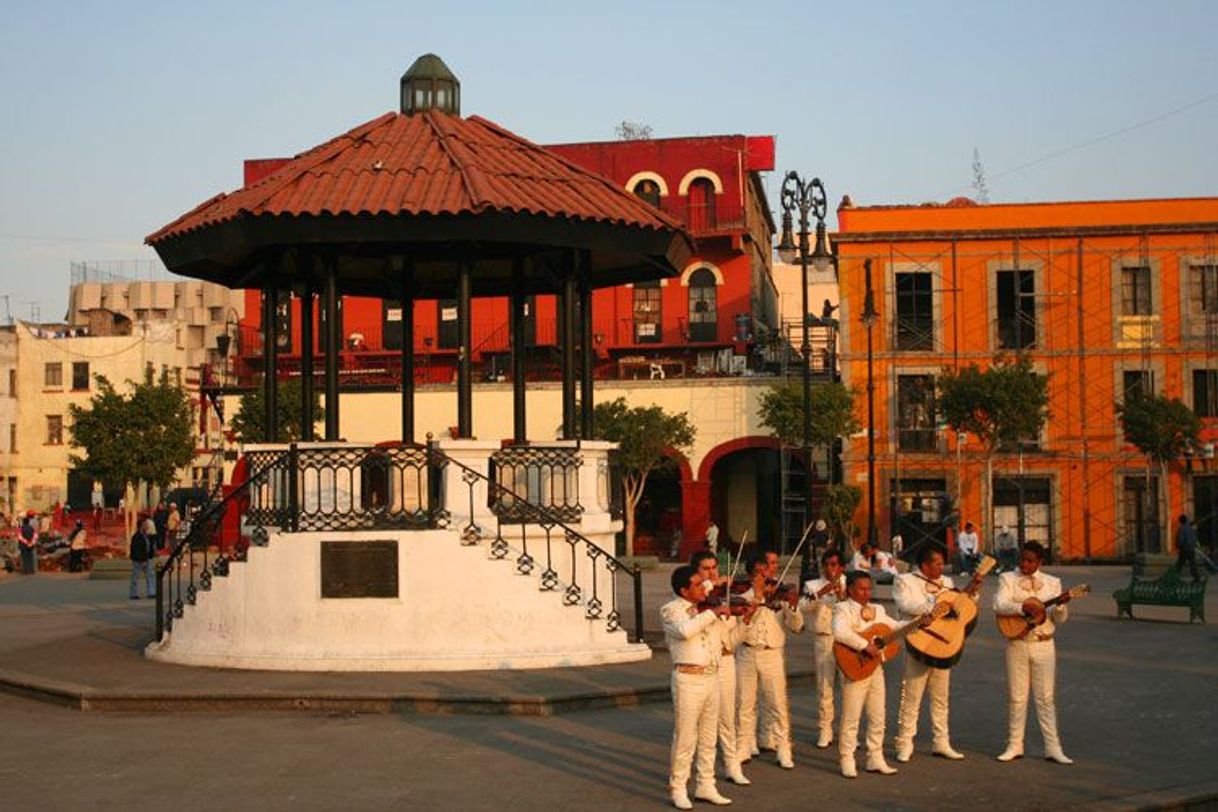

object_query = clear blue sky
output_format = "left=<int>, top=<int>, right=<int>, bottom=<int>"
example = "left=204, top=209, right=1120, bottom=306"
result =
left=2, top=0, right=1216, bottom=318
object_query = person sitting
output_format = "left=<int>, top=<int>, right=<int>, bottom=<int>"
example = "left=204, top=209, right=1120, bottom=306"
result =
left=850, top=542, right=897, bottom=585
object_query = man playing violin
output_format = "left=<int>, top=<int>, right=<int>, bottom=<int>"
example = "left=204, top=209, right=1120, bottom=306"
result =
left=661, top=565, right=736, bottom=809
left=993, top=541, right=1073, bottom=765
left=893, top=545, right=971, bottom=762
left=832, top=570, right=901, bottom=778
left=799, top=548, right=847, bottom=749
left=691, top=550, right=757, bottom=786
left=737, top=551, right=803, bottom=769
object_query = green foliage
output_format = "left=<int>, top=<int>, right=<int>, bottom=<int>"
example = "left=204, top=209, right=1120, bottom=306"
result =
left=230, top=379, right=324, bottom=443
left=758, top=380, right=860, bottom=448
left=1117, top=393, right=1201, bottom=465
left=68, top=370, right=195, bottom=490
left=937, top=356, right=1049, bottom=454
left=592, top=397, right=695, bottom=475
left=821, top=483, right=863, bottom=545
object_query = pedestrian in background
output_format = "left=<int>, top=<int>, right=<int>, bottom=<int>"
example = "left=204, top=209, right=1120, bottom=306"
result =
left=956, top=521, right=981, bottom=575
left=1174, top=515, right=1201, bottom=581
left=18, top=512, right=38, bottom=575
left=995, top=525, right=1019, bottom=573
left=68, top=520, right=87, bottom=573
left=129, top=522, right=156, bottom=599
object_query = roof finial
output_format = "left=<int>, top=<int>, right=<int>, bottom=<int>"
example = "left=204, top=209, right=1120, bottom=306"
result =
left=400, top=54, right=460, bottom=115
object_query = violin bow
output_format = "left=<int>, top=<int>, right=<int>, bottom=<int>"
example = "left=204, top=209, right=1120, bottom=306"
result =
left=726, top=530, right=749, bottom=583
left=773, top=519, right=816, bottom=587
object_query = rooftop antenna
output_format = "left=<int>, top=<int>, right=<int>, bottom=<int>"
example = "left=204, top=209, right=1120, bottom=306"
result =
left=0, top=295, right=10, bottom=325
left=24, top=301, right=40, bottom=323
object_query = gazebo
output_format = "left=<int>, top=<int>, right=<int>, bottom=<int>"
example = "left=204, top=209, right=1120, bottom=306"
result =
left=142, top=55, right=692, bottom=671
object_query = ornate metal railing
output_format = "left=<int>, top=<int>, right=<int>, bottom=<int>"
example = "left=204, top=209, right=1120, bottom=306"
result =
left=489, top=445, right=582, bottom=523
left=155, top=442, right=643, bottom=643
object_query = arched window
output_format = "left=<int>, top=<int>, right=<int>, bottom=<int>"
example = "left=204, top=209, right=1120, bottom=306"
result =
left=687, top=178, right=716, bottom=230
left=687, top=268, right=718, bottom=342
left=633, top=179, right=662, bottom=208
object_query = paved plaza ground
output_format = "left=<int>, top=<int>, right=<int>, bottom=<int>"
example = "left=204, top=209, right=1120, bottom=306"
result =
left=0, top=565, right=1215, bottom=810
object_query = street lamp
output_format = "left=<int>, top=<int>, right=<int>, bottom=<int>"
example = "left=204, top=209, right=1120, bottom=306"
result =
left=861, top=258, right=879, bottom=547
left=777, top=172, right=834, bottom=540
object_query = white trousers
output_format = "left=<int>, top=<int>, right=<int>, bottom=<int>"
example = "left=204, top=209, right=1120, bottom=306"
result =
left=670, top=670, right=720, bottom=792
left=839, top=667, right=885, bottom=760
left=736, top=646, right=791, bottom=755
left=813, top=634, right=837, bottom=738
left=895, top=654, right=951, bottom=748
left=1004, top=639, right=1062, bottom=753
left=716, top=654, right=740, bottom=768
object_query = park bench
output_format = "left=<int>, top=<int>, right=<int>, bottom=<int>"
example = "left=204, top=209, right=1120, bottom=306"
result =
left=1114, top=566, right=1207, bottom=623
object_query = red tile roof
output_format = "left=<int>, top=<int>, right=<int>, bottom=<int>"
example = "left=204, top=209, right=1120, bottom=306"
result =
left=147, top=111, right=687, bottom=245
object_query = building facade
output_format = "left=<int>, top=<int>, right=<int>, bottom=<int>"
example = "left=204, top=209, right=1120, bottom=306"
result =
left=835, top=196, right=1218, bottom=561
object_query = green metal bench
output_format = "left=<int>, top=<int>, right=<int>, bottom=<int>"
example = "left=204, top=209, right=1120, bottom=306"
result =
left=1114, top=566, right=1207, bottom=623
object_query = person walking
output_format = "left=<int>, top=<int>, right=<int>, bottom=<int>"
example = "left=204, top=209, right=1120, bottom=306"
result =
left=18, top=512, right=38, bottom=575
left=1174, top=515, right=1201, bottom=581
left=129, top=522, right=156, bottom=600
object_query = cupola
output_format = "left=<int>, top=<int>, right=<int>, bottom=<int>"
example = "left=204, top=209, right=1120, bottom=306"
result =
left=400, top=53, right=460, bottom=115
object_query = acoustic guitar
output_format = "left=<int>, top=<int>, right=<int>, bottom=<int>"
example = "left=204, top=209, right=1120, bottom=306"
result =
left=905, top=555, right=996, bottom=669
left=835, top=601, right=952, bottom=682
left=996, top=584, right=1090, bottom=640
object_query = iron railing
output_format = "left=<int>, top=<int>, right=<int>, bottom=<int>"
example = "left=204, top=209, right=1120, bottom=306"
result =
left=155, top=442, right=642, bottom=643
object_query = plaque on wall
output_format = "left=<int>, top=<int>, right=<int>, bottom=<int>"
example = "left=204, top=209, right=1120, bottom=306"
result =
left=320, top=540, right=399, bottom=598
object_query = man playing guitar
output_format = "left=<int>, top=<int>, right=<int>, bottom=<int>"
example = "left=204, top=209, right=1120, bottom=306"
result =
left=892, top=545, right=978, bottom=762
left=993, top=541, right=1074, bottom=765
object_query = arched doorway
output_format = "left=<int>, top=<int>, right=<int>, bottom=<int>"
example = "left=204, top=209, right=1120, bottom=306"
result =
left=634, top=465, right=684, bottom=559
left=702, top=438, right=809, bottom=555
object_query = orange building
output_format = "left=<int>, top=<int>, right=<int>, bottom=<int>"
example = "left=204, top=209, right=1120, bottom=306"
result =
left=834, top=196, right=1218, bottom=562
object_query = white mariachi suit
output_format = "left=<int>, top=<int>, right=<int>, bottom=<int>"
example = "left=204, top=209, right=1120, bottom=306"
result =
left=800, top=575, right=846, bottom=742
left=708, top=610, right=748, bottom=772
left=736, top=591, right=804, bottom=761
left=661, top=597, right=723, bottom=794
left=993, top=570, right=1069, bottom=756
left=832, top=598, right=902, bottom=762
left=893, top=572, right=957, bottom=753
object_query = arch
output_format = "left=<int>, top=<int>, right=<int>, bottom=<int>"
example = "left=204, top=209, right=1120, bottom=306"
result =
left=664, top=447, right=694, bottom=483
left=696, top=436, right=783, bottom=482
left=677, top=168, right=724, bottom=196
left=624, top=171, right=670, bottom=197
left=679, top=261, right=725, bottom=287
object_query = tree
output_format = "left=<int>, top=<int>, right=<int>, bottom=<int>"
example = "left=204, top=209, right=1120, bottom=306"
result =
left=614, top=120, right=653, bottom=141
left=937, top=356, right=1049, bottom=533
left=592, top=397, right=695, bottom=556
left=68, top=369, right=196, bottom=496
left=1117, top=392, right=1201, bottom=538
left=971, top=147, right=990, bottom=204
left=230, top=379, right=324, bottom=443
left=821, top=484, right=863, bottom=547
left=758, top=380, right=860, bottom=449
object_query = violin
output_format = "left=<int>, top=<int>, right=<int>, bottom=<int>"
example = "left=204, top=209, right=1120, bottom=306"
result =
left=699, top=582, right=755, bottom=616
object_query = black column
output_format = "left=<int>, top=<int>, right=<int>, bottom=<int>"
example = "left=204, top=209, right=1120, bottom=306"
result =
left=578, top=250, right=594, bottom=440
left=263, top=287, right=279, bottom=442
left=457, top=262, right=472, bottom=438
left=560, top=251, right=577, bottom=440
left=400, top=261, right=415, bottom=444
left=324, top=257, right=340, bottom=441
left=300, top=261, right=315, bottom=442
left=509, top=258, right=527, bottom=443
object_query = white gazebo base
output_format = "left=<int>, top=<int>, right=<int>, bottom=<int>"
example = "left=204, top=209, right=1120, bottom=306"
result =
left=145, top=528, right=649, bottom=672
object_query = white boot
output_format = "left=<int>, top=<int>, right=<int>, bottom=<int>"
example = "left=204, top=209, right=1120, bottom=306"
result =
left=725, top=763, right=750, bottom=786
left=996, top=745, right=1023, bottom=762
left=670, top=790, right=693, bottom=810
left=865, top=754, right=898, bottom=775
left=693, top=785, right=732, bottom=806
left=840, top=755, right=858, bottom=778
left=933, top=740, right=965, bottom=760
left=894, top=740, right=913, bottom=763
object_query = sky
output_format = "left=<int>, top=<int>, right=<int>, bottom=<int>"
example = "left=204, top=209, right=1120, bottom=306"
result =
left=2, top=0, right=1216, bottom=319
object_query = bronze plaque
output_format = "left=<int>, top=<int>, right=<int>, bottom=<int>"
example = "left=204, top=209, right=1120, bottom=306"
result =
left=320, top=541, right=399, bottom=598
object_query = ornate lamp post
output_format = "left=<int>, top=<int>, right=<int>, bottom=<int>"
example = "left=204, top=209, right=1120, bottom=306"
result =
left=776, top=173, right=834, bottom=529
left=861, top=258, right=879, bottom=546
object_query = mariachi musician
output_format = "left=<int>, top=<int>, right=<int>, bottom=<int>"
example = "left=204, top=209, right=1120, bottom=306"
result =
left=799, top=548, right=847, bottom=749
left=892, top=544, right=975, bottom=762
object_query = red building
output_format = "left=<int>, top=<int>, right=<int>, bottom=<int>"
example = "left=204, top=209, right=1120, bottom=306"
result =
left=230, top=134, right=779, bottom=387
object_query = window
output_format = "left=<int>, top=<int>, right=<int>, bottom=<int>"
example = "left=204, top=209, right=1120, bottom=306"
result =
left=633, top=282, right=662, bottom=343
left=894, top=272, right=934, bottom=351
left=7, top=369, right=14, bottom=397
left=71, top=361, right=89, bottom=391
left=1194, top=369, right=1218, bottom=418
left=896, top=374, right=936, bottom=452
left=1122, top=475, right=1161, bottom=555
left=437, top=299, right=459, bottom=350
left=1122, top=369, right=1154, bottom=402
left=632, top=179, right=661, bottom=208
left=687, top=269, right=718, bottom=342
left=996, top=270, right=1036, bottom=350
left=9, top=424, right=16, bottom=453
left=46, top=415, right=63, bottom=446
left=993, top=476, right=1054, bottom=556
left=1120, top=266, right=1153, bottom=316
left=686, top=178, right=717, bottom=231
left=1192, top=265, right=1218, bottom=314
left=44, top=362, right=63, bottom=388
